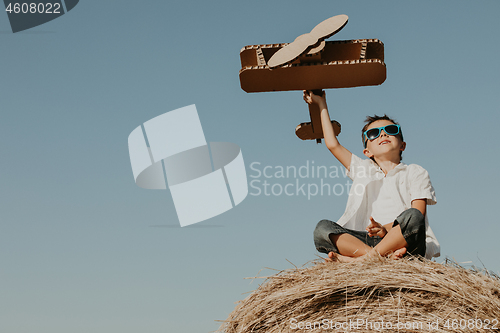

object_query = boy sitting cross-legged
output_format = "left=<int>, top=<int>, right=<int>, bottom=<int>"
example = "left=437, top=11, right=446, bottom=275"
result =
left=304, top=90, right=440, bottom=263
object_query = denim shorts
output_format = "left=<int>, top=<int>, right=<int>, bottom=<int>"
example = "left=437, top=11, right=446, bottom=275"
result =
left=313, top=208, right=426, bottom=257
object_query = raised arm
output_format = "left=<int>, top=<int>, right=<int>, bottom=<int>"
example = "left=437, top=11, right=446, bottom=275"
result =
left=303, top=90, right=352, bottom=170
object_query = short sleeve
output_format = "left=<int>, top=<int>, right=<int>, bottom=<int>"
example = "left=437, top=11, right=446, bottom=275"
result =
left=408, top=164, right=437, bottom=205
left=346, top=154, right=364, bottom=181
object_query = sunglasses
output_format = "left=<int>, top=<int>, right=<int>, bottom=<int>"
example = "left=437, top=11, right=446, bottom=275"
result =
left=363, top=124, right=401, bottom=147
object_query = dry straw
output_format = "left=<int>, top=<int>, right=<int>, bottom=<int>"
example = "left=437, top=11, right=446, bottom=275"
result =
left=217, top=257, right=500, bottom=333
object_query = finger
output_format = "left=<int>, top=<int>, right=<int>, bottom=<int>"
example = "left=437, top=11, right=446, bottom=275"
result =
left=370, top=217, right=381, bottom=226
left=303, top=91, right=311, bottom=103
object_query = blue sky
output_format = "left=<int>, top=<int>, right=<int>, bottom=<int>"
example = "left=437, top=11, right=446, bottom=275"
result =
left=1, top=1, right=499, bottom=332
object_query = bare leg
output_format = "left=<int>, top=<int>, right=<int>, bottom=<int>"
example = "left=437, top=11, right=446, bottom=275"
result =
left=390, top=247, right=407, bottom=259
left=327, top=225, right=408, bottom=263
left=329, top=233, right=372, bottom=257
left=328, top=251, right=357, bottom=262
left=373, top=224, right=407, bottom=257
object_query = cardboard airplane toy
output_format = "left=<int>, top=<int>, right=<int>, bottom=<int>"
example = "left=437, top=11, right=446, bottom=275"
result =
left=239, top=14, right=386, bottom=143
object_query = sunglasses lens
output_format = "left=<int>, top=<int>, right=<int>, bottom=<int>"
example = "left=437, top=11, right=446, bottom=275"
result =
left=385, top=125, right=399, bottom=135
left=366, top=128, right=380, bottom=140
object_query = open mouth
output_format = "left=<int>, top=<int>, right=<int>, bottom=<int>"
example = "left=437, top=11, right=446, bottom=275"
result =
left=379, top=140, right=391, bottom=145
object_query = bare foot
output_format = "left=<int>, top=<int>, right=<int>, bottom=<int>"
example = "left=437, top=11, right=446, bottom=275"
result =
left=324, top=252, right=338, bottom=262
left=389, top=247, right=407, bottom=260
left=325, top=247, right=407, bottom=264
left=326, top=251, right=356, bottom=263
left=324, top=252, right=336, bottom=262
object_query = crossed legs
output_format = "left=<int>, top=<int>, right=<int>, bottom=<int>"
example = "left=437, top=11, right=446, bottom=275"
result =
left=327, top=224, right=407, bottom=263
left=313, top=209, right=426, bottom=263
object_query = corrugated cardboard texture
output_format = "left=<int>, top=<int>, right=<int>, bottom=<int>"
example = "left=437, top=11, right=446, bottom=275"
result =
left=240, top=39, right=386, bottom=93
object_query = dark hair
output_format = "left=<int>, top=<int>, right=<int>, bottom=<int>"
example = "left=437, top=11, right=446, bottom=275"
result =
left=362, top=114, right=404, bottom=161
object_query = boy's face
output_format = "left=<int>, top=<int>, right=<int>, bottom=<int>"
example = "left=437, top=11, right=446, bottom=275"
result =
left=363, top=120, right=406, bottom=161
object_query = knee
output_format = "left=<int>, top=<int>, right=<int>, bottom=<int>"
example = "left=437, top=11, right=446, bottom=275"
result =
left=313, top=219, right=339, bottom=254
left=397, top=208, right=425, bottom=231
left=314, top=219, right=332, bottom=238
left=404, top=208, right=424, bottom=222
left=397, top=208, right=426, bottom=257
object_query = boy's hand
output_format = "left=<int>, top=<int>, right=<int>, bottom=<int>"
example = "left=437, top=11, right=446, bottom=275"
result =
left=366, top=217, right=388, bottom=238
left=303, top=90, right=326, bottom=106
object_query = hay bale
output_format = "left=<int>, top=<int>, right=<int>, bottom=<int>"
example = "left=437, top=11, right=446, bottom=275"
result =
left=217, top=257, right=500, bottom=333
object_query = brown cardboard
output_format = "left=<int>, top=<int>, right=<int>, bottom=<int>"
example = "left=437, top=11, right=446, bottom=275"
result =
left=295, top=99, right=341, bottom=142
left=239, top=39, right=386, bottom=92
left=239, top=15, right=386, bottom=142
left=268, top=14, right=348, bottom=68
left=296, top=118, right=341, bottom=141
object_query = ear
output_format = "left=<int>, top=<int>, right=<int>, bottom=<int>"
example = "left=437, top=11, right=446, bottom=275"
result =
left=400, top=141, right=406, bottom=152
left=363, top=148, right=373, bottom=159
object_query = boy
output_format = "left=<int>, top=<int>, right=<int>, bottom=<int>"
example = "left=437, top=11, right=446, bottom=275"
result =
left=304, top=90, right=439, bottom=262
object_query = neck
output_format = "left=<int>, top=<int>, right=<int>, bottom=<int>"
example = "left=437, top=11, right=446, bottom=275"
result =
left=373, top=157, right=401, bottom=175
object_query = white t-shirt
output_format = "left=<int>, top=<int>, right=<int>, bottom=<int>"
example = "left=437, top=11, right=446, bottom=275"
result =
left=368, top=177, right=404, bottom=224
left=337, top=154, right=440, bottom=259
